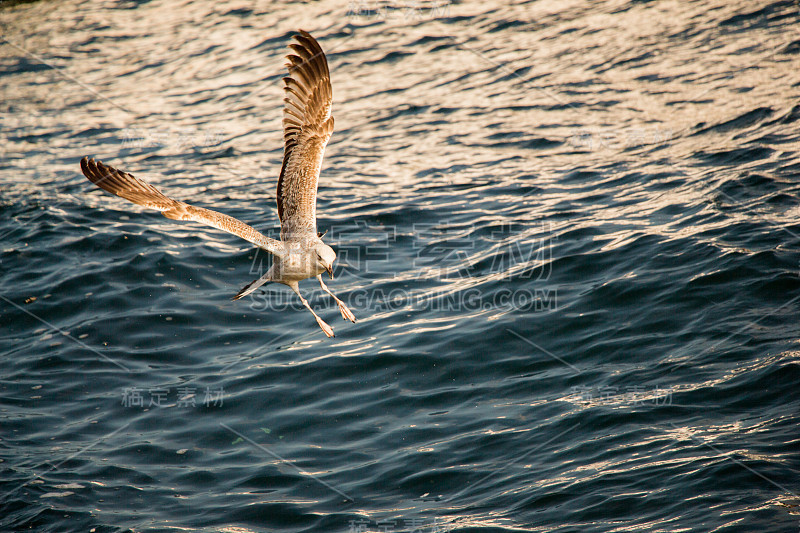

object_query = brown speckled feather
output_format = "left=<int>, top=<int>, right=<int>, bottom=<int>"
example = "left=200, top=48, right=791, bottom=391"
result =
left=80, top=157, right=283, bottom=255
left=277, top=30, right=334, bottom=241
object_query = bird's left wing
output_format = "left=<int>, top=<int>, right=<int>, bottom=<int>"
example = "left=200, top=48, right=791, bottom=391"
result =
left=80, top=157, right=283, bottom=256
left=276, top=30, right=334, bottom=241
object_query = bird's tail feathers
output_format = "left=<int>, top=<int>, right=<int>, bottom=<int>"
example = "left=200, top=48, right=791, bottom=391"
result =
left=232, top=272, right=273, bottom=301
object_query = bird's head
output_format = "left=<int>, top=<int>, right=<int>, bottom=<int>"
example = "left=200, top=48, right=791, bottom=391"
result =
left=314, top=242, right=336, bottom=278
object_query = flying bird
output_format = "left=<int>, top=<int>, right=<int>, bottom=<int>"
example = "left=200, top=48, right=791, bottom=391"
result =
left=80, top=30, right=355, bottom=338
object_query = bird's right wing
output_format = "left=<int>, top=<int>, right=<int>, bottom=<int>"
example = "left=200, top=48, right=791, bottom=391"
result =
left=80, top=157, right=283, bottom=256
left=276, top=30, right=334, bottom=241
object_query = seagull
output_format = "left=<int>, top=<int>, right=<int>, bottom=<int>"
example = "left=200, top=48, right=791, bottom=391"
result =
left=79, top=30, right=355, bottom=338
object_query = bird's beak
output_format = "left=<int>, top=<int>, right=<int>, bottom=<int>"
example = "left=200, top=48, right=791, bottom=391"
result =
left=326, top=264, right=333, bottom=279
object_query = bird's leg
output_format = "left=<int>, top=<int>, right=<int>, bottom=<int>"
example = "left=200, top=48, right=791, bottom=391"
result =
left=289, top=282, right=334, bottom=338
left=317, top=275, right=356, bottom=322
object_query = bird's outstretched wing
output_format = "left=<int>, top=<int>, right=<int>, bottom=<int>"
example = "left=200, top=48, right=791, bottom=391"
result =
left=80, top=157, right=283, bottom=256
left=276, top=30, right=334, bottom=241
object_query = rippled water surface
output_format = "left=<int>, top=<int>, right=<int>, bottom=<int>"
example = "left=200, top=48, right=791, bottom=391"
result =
left=2, top=0, right=800, bottom=531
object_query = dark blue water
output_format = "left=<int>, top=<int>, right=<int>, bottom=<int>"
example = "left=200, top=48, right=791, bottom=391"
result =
left=2, top=0, right=800, bottom=531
